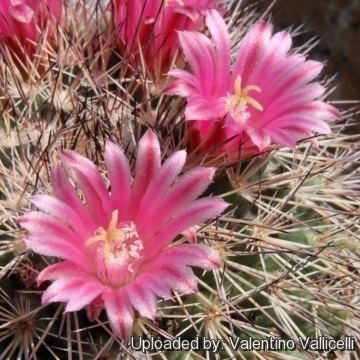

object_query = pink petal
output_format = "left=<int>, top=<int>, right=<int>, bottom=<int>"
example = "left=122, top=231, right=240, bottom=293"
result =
left=50, top=165, right=96, bottom=230
left=37, top=261, right=82, bottom=284
left=127, top=282, right=157, bottom=319
left=10, top=4, right=34, bottom=23
left=137, top=150, right=186, bottom=226
left=61, top=150, right=112, bottom=227
left=205, top=9, right=230, bottom=95
left=178, top=30, right=216, bottom=97
left=30, top=194, right=90, bottom=240
left=135, top=273, right=173, bottom=300
left=129, top=130, right=161, bottom=218
left=18, top=212, right=80, bottom=244
left=147, top=197, right=228, bottom=254
left=245, top=127, right=271, bottom=151
left=261, top=60, right=323, bottom=108
left=232, top=21, right=273, bottom=86
left=24, top=235, right=87, bottom=266
left=166, top=69, right=201, bottom=96
left=103, top=291, right=134, bottom=340
left=185, top=95, right=225, bottom=121
left=141, top=167, right=216, bottom=239
left=42, top=276, right=97, bottom=305
left=151, top=264, right=198, bottom=294
left=262, top=83, right=326, bottom=122
left=161, top=243, right=221, bottom=269
left=249, top=30, right=292, bottom=86
left=65, top=282, right=104, bottom=312
left=104, top=142, right=132, bottom=221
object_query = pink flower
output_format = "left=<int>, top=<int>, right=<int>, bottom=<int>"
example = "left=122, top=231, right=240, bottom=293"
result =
left=0, top=0, right=61, bottom=54
left=112, top=0, right=219, bottom=76
left=167, top=10, right=340, bottom=153
left=18, top=130, right=227, bottom=339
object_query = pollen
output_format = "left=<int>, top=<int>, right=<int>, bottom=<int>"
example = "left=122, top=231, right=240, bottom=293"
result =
left=226, top=75, right=263, bottom=126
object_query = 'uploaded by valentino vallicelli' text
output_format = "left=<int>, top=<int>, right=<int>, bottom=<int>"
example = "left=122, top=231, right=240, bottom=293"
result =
left=129, top=335, right=355, bottom=353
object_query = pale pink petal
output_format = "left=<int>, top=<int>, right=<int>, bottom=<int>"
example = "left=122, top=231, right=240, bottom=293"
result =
left=245, top=127, right=271, bottom=151
left=266, top=128, right=298, bottom=148
left=104, top=142, right=132, bottom=221
left=103, top=291, right=134, bottom=339
left=181, top=226, right=197, bottom=243
left=127, top=282, right=157, bottom=319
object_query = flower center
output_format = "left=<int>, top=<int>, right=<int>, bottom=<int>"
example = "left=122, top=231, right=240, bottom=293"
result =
left=86, top=210, right=143, bottom=274
left=226, top=75, right=263, bottom=126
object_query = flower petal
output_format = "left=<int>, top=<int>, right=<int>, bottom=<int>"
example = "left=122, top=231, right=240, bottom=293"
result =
left=50, top=165, right=96, bottom=230
left=61, top=150, right=112, bottom=227
left=137, top=150, right=186, bottom=227
left=146, top=197, right=228, bottom=254
left=232, top=21, right=273, bottom=86
left=129, top=130, right=161, bottom=218
left=142, top=167, right=216, bottom=238
left=103, top=291, right=134, bottom=340
left=37, top=261, right=82, bottom=285
left=30, top=194, right=90, bottom=240
left=104, top=142, right=132, bottom=221
left=205, top=9, right=230, bottom=95
left=127, top=282, right=157, bottom=319
left=65, top=282, right=104, bottom=312
left=160, top=243, right=221, bottom=269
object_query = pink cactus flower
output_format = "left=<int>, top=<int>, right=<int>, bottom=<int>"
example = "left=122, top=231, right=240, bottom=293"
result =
left=18, top=130, right=227, bottom=339
left=112, top=0, right=219, bottom=76
left=0, top=0, right=61, bottom=54
left=167, top=10, right=340, bottom=154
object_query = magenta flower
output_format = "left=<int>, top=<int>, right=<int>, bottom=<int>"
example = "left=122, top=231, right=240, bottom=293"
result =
left=167, top=10, right=340, bottom=152
left=18, top=131, right=227, bottom=339
left=113, top=0, right=219, bottom=76
left=0, top=0, right=61, bottom=54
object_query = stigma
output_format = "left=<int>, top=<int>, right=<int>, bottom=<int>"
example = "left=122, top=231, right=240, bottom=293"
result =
left=226, top=76, right=263, bottom=126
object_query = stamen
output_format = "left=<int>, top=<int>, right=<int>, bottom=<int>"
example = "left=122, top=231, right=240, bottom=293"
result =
left=226, top=75, right=263, bottom=126
left=86, top=211, right=144, bottom=273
